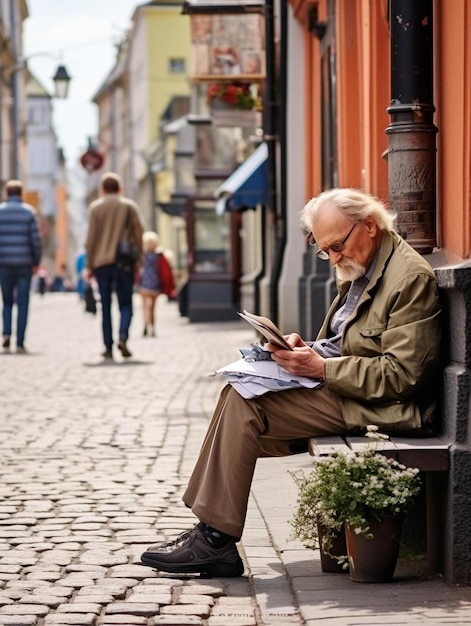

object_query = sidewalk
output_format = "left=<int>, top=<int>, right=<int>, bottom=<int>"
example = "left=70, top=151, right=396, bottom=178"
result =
left=0, top=292, right=470, bottom=625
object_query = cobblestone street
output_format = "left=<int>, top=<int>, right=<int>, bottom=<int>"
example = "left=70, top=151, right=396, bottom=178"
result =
left=1, top=293, right=471, bottom=626
left=0, top=293, right=264, bottom=626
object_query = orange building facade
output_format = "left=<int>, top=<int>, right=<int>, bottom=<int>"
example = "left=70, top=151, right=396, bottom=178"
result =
left=287, top=0, right=470, bottom=263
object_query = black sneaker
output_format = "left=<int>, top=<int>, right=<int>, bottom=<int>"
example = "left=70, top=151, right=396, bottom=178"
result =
left=2, top=336, right=10, bottom=349
left=140, top=525, right=244, bottom=577
left=102, top=349, right=113, bottom=359
left=118, top=340, right=132, bottom=358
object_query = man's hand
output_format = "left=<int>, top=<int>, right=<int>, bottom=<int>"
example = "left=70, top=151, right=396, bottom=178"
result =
left=85, top=268, right=94, bottom=282
left=267, top=333, right=326, bottom=380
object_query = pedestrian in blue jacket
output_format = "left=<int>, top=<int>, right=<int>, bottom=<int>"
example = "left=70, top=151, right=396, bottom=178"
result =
left=0, top=180, right=42, bottom=353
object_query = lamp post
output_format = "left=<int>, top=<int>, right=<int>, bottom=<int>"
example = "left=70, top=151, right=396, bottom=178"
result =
left=9, top=55, right=72, bottom=179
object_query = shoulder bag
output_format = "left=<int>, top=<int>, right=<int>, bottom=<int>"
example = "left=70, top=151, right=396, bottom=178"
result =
left=116, top=207, right=140, bottom=269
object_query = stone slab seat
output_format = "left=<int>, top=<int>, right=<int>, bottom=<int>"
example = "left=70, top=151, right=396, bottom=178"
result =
left=308, top=435, right=450, bottom=472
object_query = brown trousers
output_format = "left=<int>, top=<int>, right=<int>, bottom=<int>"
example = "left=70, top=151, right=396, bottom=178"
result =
left=183, top=383, right=347, bottom=538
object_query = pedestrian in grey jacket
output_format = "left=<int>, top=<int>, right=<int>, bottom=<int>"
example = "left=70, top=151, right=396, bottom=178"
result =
left=0, top=179, right=42, bottom=353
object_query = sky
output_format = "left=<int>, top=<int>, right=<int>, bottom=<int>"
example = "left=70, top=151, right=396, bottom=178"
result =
left=24, top=0, right=142, bottom=167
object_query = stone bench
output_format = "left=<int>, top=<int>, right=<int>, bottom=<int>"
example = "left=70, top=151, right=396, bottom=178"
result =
left=305, top=263, right=471, bottom=585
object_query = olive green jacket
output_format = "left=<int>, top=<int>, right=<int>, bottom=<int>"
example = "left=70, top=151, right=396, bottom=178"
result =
left=318, top=230, right=441, bottom=431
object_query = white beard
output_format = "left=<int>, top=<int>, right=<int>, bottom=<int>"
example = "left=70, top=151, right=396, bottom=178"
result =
left=335, top=260, right=366, bottom=282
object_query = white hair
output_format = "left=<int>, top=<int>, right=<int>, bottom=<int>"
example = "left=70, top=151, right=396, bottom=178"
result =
left=300, top=188, right=396, bottom=233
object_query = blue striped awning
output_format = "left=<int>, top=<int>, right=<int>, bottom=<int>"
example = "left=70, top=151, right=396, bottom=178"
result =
left=215, top=142, right=268, bottom=215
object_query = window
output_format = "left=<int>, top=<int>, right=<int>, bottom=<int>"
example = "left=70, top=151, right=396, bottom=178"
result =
left=193, top=202, right=230, bottom=273
left=168, top=58, right=186, bottom=74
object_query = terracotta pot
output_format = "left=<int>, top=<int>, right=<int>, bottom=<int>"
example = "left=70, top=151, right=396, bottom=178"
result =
left=345, top=516, right=403, bottom=583
left=318, top=522, right=348, bottom=573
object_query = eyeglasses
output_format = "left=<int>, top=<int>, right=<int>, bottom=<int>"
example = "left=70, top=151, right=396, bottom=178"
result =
left=309, top=223, right=357, bottom=260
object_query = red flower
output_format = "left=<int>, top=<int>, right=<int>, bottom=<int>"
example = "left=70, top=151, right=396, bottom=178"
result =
left=221, top=85, right=239, bottom=105
left=207, top=81, right=256, bottom=110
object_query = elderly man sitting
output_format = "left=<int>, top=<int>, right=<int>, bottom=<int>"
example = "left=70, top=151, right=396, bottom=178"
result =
left=141, top=187, right=442, bottom=578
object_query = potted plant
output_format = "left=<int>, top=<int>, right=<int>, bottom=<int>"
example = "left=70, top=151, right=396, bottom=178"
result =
left=291, top=426, right=422, bottom=582
left=206, top=81, right=262, bottom=128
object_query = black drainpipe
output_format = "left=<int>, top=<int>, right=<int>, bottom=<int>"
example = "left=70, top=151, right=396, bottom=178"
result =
left=268, top=0, right=287, bottom=324
left=386, top=0, right=437, bottom=254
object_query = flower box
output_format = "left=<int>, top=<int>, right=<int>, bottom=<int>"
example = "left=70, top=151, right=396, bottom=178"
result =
left=211, top=107, right=262, bottom=128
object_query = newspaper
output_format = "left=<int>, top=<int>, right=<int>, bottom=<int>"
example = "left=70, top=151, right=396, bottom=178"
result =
left=238, top=310, right=293, bottom=350
left=213, top=311, right=322, bottom=398
left=215, top=356, right=321, bottom=399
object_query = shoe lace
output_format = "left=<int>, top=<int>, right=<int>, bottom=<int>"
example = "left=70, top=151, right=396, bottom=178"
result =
left=148, top=527, right=196, bottom=552
left=167, top=528, right=195, bottom=548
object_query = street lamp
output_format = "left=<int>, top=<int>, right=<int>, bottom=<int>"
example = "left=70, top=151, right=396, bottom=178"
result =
left=9, top=56, right=72, bottom=179
left=50, top=64, right=72, bottom=99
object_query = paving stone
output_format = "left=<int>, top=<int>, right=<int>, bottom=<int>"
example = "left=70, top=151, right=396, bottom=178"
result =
left=57, top=603, right=102, bottom=614
left=105, top=602, right=160, bottom=616
left=0, top=603, right=50, bottom=616
left=111, top=516, right=155, bottom=524
left=74, top=516, right=109, bottom=524
left=37, top=588, right=74, bottom=599
left=1, top=555, right=39, bottom=567
left=18, top=595, right=63, bottom=608
left=127, top=592, right=172, bottom=604
left=4, top=581, right=51, bottom=595
left=0, top=515, right=38, bottom=527
left=151, top=617, right=203, bottom=625
left=23, top=563, right=61, bottom=573
left=207, top=618, right=257, bottom=626
left=176, top=594, right=215, bottom=606
left=70, top=524, right=106, bottom=531
left=99, top=616, right=147, bottom=625
left=0, top=526, right=31, bottom=539
left=55, top=575, right=98, bottom=588
left=109, top=523, right=152, bottom=531
left=73, top=591, right=115, bottom=604
left=115, top=534, right=160, bottom=544
left=108, top=565, right=154, bottom=579
left=39, top=551, right=78, bottom=566
left=179, top=584, right=225, bottom=598
left=76, top=585, right=128, bottom=600
left=97, top=578, right=139, bottom=590
left=21, top=501, right=54, bottom=512
left=0, top=564, right=22, bottom=574
left=25, top=571, right=63, bottom=582
left=78, top=551, right=128, bottom=566
left=0, top=617, right=39, bottom=625
left=81, top=542, right=125, bottom=552
left=44, top=613, right=96, bottom=625
left=9, top=540, right=54, bottom=549
left=0, top=595, right=15, bottom=605
left=0, top=573, right=21, bottom=582
left=160, top=604, right=211, bottom=618
left=65, top=565, right=108, bottom=575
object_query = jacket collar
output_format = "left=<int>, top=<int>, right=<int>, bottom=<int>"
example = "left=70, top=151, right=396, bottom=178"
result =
left=336, top=230, right=397, bottom=305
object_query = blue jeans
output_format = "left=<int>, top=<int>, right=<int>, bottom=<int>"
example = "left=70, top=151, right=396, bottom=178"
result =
left=94, top=264, right=134, bottom=351
left=0, top=265, right=33, bottom=347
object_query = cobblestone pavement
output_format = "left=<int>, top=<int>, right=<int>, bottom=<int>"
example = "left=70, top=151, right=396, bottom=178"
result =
left=1, top=293, right=471, bottom=626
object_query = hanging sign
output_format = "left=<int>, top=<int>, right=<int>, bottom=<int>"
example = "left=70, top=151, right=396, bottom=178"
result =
left=80, top=149, right=104, bottom=173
